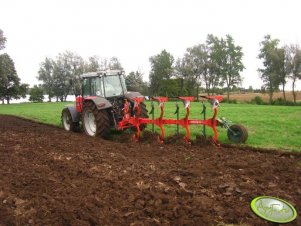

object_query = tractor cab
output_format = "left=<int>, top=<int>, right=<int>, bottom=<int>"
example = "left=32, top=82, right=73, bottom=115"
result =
left=62, top=69, right=148, bottom=138
left=81, top=70, right=127, bottom=98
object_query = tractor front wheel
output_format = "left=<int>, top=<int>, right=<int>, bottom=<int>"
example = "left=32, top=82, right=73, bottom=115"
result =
left=61, top=108, right=80, bottom=132
left=82, top=102, right=110, bottom=138
left=227, top=124, right=248, bottom=143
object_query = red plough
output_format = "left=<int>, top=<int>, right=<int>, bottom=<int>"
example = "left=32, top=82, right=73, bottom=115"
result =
left=118, top=96, right=228, bottom=145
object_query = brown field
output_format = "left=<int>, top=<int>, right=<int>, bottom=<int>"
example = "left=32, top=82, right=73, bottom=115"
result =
left=0, top=115, right=301, bottom=225
left=223, top=91, right=301, bottom=102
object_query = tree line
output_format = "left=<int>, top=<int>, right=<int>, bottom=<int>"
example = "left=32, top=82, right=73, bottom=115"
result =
left=37, top=52, right=124, bottom=102
left=149, top=34, right=244, bottom=101
left=149, top=34, right=301, bottom=103
left=258, top=35, right=301, bottom=103
left=0, top=29, right=28, bottom=104
left=1, top=27, right=301, bottom=104
left=30, top=53, right=147, bottom=103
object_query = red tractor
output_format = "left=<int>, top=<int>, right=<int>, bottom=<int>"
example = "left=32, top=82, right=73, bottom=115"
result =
left=61, top=70, right=148, bottom=138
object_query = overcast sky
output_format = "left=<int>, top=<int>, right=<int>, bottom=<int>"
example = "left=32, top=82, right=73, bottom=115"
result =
left=1, top=0, right=301, bottom=89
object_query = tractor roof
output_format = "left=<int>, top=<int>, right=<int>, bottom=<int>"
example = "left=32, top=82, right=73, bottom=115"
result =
left=80, top=70, right=125, bottom=79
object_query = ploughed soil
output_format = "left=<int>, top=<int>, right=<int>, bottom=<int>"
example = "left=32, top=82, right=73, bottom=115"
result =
left=0, top=115, right=300, bottom=226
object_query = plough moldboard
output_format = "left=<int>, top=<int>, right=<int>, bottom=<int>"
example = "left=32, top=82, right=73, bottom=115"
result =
left=118, top=95, right=247, bottom=145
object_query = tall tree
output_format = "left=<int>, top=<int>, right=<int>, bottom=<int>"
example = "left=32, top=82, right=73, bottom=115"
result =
left=258, top=35, right=281, bottom=103
left=185, top=44, right=209, bottom=100
left=29, top=85, right=44, bottom=102
left=174, top=57, right=193, bottom=96
left=0, top=29, right=6, bottom=50
left=222, top=35, right=244, bottom=100
left=49, top=51, right=85, bottom=101
left=91, top=57, right=123, bottom=71
left=288, top=45, right=301, bottom=103
left=38, top=57, right=55, bottom=102
left=108, top=57, right=123, bottom=70
left=0, top=54, right=28, bottom=104
left=149, top=50, right=174, bottom=96
left=125, top=71, right=144, bottom=93
left=99, top=58, right=109, bottom=70
left=59, top=51, right=85, bottom=96
left=206, top=34, right=223, bottom=95
left=52, top=58, right=70, bottom=102
left=275, top=46, right=291, bottom=102
left=84, top=55, right=100, bottom=72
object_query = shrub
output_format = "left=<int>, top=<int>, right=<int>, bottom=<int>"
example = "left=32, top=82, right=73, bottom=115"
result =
left=29, top=85, right=44, bottom=103
left=272, top=98, right=301, bottom=106
left=272, top=98, right=284, bottom=105
left=222, top=98, right=238, bottom=104
left=251, top=96, right=264, bottom=105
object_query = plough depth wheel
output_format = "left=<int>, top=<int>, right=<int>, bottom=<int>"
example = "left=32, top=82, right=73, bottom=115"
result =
left=227, top=124, right=248, bottom=143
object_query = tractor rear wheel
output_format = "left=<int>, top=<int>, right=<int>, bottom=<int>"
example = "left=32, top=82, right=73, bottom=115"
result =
left=227, top=124, right=248, bottom=143
left=82, top=102, right=111, bottom=138
left=61, top=108, right=80, bottom=132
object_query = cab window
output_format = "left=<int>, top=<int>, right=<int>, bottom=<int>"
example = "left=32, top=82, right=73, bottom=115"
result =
left=83, top=77, right=103, bottom=97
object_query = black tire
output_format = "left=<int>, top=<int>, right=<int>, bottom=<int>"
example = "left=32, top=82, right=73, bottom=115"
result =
left=82, top=101, right=111, bottom=138
left=132, top=102, right=149, bottom=131
left=61, top=108, right=80, bottom=132
left=227, top=124, right=248, bottom=143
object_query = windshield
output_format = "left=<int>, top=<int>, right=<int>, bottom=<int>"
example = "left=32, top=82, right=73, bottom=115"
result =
left=104, top=75, right=125, bottom=97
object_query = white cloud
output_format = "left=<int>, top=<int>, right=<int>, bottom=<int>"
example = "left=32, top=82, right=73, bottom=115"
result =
left=1, top=0, right=301, bottom=89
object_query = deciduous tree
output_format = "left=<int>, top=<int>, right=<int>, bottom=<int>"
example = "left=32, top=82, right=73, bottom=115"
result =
left=0, top=29, right=6, bottom=51
left=174, top=57, right=192, bottom=96
left=52, top=59, right=70, bottom=102
left=84, top=55, right=100, bottom=72
left=108, top=57, right=123, bottom=70
left=125, top=71, right=144, bottom=93
left=205, top=34, right=223, bottom=95
left=288, top=45, right=301, bottom=103
left=38, top=57, right=54, bottom=102
left=185, top=44, right=209, bottom=100
left=258, top=35, right=281, bottom=103
left=29, top=85, right=44, bottom=102
left=149, top=50, right=174, bottom=96
left=57, top=51, right=85, bottom=97
left=0, top=53, right=28, bottom=104
left=222, top=35, right=244, bottom=100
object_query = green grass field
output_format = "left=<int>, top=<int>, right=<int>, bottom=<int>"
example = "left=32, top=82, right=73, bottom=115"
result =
left=0, top=101, right=300, bottom=151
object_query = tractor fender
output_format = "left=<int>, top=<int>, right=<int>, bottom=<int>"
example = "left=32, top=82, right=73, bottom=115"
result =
left=124, top=92, right=145, bottom=100
left=84, top=96, right=112, bottom=110
left=66, top=106, right=80, bottom=122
